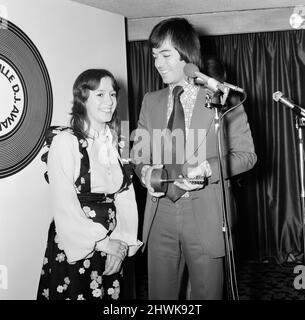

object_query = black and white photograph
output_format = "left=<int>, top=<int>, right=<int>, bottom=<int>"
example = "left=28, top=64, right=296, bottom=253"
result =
left=0, top=0, right=305, bottom=309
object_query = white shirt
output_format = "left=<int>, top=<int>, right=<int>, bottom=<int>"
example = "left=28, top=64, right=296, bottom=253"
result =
left=47, top=126, right=142, bottom=263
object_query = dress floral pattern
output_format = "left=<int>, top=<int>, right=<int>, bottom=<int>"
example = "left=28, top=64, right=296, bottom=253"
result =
left=37, top=128, right=130, bottom=300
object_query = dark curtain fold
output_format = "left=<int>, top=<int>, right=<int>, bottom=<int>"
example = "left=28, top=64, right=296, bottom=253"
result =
left=127, top=29, right=305, bottom=264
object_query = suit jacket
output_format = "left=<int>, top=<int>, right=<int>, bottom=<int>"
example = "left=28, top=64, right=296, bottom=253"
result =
left=132, top=86, right=257, bottom=257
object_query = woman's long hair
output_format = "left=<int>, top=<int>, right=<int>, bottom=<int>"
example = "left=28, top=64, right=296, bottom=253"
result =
left=70, top=69, right=120, bottom=140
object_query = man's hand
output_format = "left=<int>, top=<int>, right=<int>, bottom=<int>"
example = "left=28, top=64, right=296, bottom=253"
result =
left=142, top=164, right=165, bottom=197
left=174, top=161, right=212, bottom=191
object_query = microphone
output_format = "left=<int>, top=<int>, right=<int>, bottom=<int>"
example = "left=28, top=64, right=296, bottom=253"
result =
left=273, top=91, right=305, bottom=118
left=184, top=63, right=244, bottom=93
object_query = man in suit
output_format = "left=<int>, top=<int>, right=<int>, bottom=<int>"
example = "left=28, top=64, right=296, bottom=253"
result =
left=132, top=17, right=257, bottom=300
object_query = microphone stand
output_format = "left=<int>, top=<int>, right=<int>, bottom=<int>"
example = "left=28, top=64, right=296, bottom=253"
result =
left=206, top=91, right=239, bottom=300
left=295, top=116, right=305, bottom=265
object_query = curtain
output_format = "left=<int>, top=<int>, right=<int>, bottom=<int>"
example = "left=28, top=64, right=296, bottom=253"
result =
left=127, top=29, right=305, bottom=264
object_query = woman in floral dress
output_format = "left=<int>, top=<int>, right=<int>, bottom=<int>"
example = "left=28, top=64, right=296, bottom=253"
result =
left=37, top=69, right=141, bottom=300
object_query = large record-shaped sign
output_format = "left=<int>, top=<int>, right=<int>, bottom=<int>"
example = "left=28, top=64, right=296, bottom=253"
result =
left=0, top=18, right=52, bottom=178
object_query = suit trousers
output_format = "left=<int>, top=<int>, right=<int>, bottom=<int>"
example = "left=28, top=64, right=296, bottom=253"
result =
left=147, top=196, right=224, bottom=300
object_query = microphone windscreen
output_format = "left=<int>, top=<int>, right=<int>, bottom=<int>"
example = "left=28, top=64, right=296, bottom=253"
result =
left=183, top=63, right=199, bottom=78
left=273, top=91, right=283, bottom=102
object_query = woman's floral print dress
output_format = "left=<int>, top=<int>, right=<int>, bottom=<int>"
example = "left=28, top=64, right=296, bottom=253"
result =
left=37, top=129, right=130, bottom=300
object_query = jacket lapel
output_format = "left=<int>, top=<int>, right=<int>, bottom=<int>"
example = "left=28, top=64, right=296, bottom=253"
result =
left=185, top=87, right=215, bottom=162
left=153, top=87, right=169, bottom=130
left=152, top=87, right=215, bottom=164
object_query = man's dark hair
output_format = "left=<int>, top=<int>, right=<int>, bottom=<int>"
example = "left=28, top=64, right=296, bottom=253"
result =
left=148, top=17, right=202, bottom=69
